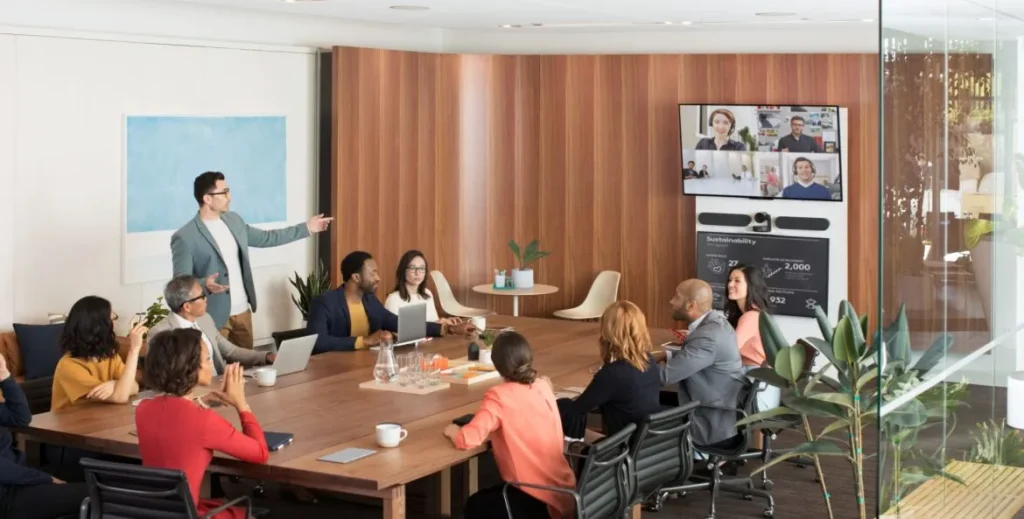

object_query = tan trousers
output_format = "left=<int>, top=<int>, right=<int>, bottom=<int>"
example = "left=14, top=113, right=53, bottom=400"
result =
left=219, top=310, right=254, bottom=349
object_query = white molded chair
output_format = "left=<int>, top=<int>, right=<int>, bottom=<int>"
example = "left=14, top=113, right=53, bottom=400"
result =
left=553, top=270, right=621, bottom=320
left=430, top=270, right=491, bottom=318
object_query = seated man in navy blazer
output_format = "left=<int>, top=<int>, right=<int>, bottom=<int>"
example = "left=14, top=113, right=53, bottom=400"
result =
left=308, top=251, right=477, bottom=353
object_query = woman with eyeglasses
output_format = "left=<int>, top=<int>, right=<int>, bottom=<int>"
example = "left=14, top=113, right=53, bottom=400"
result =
left=384, top=250, right=456, bottom=324
left=51, top=296, right=146, bottom=411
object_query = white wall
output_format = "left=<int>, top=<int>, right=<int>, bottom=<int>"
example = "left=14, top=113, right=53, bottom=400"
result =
left=0, top=31, right=317, bottom=343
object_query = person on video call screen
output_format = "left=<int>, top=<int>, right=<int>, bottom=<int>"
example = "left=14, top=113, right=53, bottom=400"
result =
left=695, top=108, right=747, bottom=151
left=776, top=115, right=822, bottom=153
left=781, top=157, right=831, bottom=200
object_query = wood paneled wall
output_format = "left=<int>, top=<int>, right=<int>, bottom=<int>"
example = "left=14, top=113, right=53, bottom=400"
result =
left=331, top=47, right=879, bottom=328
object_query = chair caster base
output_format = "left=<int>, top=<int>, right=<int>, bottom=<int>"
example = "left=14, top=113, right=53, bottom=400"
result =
left=762, top=479, right=774, bottom=490
left=744, top=494, right=753, bottom=501
left=764, top=507, right=775, bottom=517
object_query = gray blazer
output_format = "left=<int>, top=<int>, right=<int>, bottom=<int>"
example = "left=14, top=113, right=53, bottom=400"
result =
left=148, top=313, right=268, bottom=373
left=171, top=212, right=309, bottom=329
left=660, top=310, right=746, bottom=445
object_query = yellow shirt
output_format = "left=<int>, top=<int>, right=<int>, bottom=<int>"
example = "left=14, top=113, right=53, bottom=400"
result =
left=50, top=353, right=126, bottom=411
left=349, top=301, right=371, bottom=350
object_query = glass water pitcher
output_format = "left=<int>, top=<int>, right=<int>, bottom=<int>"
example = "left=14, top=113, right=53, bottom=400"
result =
left=373, top=340, right=398, bottom=383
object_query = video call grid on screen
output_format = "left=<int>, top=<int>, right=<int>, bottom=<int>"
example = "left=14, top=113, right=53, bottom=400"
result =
left=678, top=104, right=843, bottom=202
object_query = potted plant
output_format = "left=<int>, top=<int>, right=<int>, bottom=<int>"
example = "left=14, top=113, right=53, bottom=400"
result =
left=739, top=302, right=961, bottom=519
left=508, top=239, right=550, bottom=289
left=288, top=260, right=331, bottom=323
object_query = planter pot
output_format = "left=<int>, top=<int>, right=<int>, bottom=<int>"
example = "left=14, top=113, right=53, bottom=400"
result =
left=512, top=268, right=534, bottom=289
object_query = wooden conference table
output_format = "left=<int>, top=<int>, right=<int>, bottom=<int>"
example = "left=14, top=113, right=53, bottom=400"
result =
left=17, top=316, right=673, bottom=518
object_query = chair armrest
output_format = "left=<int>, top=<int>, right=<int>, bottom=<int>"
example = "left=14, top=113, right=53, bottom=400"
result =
left=503, top=482, right=582, bottom=519
left=699, top=404, right=748, bottom=418
left=201, top=495, right=251, bottom=519
left=79, top=497, right=90, bottom=519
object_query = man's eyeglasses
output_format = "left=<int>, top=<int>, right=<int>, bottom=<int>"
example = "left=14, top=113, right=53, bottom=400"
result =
left=207, top=189, right=230, bottom=197
left=176, top=293, right=207, bottom=312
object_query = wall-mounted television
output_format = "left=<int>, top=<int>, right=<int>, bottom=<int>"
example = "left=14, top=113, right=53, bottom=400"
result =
left=678, top=104, right=843, bottom=202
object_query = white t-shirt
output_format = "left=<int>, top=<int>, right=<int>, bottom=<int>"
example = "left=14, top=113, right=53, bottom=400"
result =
left=171, top=313, right=217, bottom=376
left=384, top=289, right=440, bottom=322
left=202, top=218, right=250, bottom=316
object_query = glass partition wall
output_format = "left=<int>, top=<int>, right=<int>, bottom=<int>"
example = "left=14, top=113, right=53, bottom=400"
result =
left=880, top=2, right=1024, bottom=517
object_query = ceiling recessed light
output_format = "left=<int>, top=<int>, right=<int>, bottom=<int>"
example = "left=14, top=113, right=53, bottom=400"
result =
left=755, top=12, right=796, bottom=17
left=389, top=5, right=429, bottom=10
left=681, top=21, right=693, bottom=26
left=499, top=24, right=521, bottom=28
left=978, top=16, right=996, bottom=21
left=862, top=18, right=875, bottom=22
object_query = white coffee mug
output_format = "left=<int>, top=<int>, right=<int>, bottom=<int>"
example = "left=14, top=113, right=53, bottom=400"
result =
left=251, top=367, right=277, bottom=387
left=376, top=423, right=409, bottom=448
left=471, top=316, right=486, bottom=331
left=479, top=348, right=493, bottom=365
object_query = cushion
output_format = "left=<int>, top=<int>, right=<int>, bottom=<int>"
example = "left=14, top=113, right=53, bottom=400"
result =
left=13, top=323, right=64, bottom=380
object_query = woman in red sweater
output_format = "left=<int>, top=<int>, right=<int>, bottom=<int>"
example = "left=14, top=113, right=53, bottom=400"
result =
left=135, top=328, right=269, bottom=519
left=444, top=331, right=576, bottom=519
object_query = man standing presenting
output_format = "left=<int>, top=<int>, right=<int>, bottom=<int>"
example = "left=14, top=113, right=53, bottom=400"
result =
left=171, top=171, right=333, bottom=349
left=657, top=279, right=745, bottom=447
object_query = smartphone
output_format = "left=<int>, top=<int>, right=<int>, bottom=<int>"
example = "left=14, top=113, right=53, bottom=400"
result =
left=452, top=414, right=474, bottom=426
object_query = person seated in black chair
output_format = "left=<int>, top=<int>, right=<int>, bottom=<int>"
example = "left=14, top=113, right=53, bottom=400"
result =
left=0, top=353, right=89, bottom=519
left=557, top=301, right=661, bottom=443
left=306, top=251, right=476, bottom=353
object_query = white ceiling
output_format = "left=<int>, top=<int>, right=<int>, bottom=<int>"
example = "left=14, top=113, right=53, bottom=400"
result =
left=168, top=0, right=880, bottom=30
left=164, top=0, right=1024, bottom=40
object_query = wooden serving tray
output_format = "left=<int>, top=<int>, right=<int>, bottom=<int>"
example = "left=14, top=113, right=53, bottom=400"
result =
left=441, top=360, right=501, bottom=385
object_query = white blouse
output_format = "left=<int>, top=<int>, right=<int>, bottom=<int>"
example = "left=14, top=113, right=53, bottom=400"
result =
left=384, top=288, right=441, bottom=322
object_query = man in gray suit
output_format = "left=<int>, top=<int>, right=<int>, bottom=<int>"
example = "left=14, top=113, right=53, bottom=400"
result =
left=171, top=171, right=333, bottom=349
left=658, top=278, right=745, bottom=447
left=148, top=275, right=273, bottom=374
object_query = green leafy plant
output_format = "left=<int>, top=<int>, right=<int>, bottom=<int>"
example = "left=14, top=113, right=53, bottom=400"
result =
left=289, top=260, right=331, bottom=320
left=141, top=297, right=170, bottom=330
left=508, top=239, right=551, bottom=271
left=967, top=419, right=1024, bottom=467
left=740, top=301, right=962, bottom=519
left=737, top=126, right=759, bottom=152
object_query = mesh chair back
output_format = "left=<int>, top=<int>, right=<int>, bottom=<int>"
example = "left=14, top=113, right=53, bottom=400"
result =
left=81, top=457, right=198, bottom=519
left=576, top=423, right=635, bottom=519
left=629, top=402, right=699, bottom=499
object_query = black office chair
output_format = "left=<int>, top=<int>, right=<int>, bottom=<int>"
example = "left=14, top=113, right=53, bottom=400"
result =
left=20, top=376, right=54, bottom=415
left=747, top=342, right=823, bottom=490
left=626, top=402, right=700, bottom=512
left=504, top=423, right=636, bottom=519
left=655, top=380, right=775, bottom=519
left=78, top=457, right=254, bottom=519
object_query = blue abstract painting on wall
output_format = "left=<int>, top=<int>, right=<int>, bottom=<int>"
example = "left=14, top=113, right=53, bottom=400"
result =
left=125, top=116, right=287, bottom=233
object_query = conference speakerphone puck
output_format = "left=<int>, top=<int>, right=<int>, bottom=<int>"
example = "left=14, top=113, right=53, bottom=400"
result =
left=775, top=216, right=831, bottom=231
left=697, top=213, right=753, bottom=227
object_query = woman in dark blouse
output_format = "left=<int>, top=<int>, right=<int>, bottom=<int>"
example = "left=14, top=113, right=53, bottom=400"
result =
left=558, top=301, right=662, bottom=442
left=695, top=107, right=747, bottom=151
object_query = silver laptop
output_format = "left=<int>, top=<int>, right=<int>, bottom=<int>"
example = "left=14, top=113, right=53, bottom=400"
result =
left=394, top=303, right=428, bottom=347
left=244, top=334, right=317, bottom=377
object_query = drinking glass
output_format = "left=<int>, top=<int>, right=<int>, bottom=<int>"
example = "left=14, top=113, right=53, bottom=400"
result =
left=423, top=354, right=442, bottom=386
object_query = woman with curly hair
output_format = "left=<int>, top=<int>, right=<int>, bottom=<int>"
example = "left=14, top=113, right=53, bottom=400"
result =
left=445, top=331, right=575, bottom=519
left=51, top=296, right=145, bottom=411
left=557, top=300, right=661, bottom=442
left=136, top=329, right=269, bottom=519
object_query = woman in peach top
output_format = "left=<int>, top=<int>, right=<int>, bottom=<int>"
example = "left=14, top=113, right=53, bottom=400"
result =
left=724, top=264, right=781, bottom=433
left=445, top=331, right=576, bottom=519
